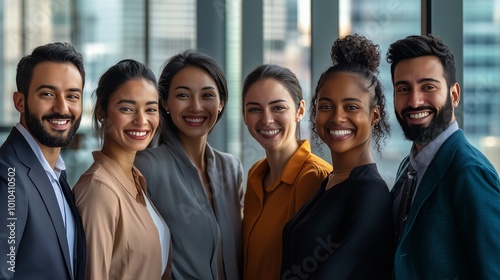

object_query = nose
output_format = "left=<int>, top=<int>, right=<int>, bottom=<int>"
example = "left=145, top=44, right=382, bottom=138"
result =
left=134, top=111, right=148, bottom=126
left=52, top=94, right=69, bottom=115
left=330, top=107, right=346, bottom=124
left=261, top=108, right=274, bottom=126
left=189, top=97, right=203, bottom=113
left=407, top=90, right=425, bottom=108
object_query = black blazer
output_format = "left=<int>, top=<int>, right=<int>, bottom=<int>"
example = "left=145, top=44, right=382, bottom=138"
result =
left=0, top=127, right=86, bottom=280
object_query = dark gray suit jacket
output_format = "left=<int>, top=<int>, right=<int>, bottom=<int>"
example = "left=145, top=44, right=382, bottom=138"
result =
left=0, top=127, right=86, bottom=280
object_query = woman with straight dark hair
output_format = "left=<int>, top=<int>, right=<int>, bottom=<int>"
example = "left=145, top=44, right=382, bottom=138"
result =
left=73, top=59, right=171, bottom=279
left=135, top=50, right=243, bottom=280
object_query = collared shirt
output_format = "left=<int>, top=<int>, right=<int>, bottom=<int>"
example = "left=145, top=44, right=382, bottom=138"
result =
left=74, top=151, right=168, bottom=279
left=15, top=122, right=75, bottom=276
left=242, top=139, right=332, bottom=280
left=408, top=121, right=459, bottom=202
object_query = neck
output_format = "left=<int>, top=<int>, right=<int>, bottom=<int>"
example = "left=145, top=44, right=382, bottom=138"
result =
left=39, top=145, right=62, bottom=170
left=331, top=143, right=373, bottom=171
left=264, top=140, right=300, bottom=185
left=178, top=134, right=207, bottom=171
left=101, top=142, right=136, bottom=180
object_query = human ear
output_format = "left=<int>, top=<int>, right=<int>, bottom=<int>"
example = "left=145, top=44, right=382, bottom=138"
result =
left=162, top=100, right=170, bottom=114
left=450, top=83, right=460, bottom=107
left=13, top=92, right=25, bottom=113
left=296, top=100, right=306, bottom=122
left=371, top=105, right=381, bottom=126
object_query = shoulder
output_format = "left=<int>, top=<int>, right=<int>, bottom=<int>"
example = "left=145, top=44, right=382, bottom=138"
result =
left=73, top=162, right=120, bottom=199
left=248, top=158, right=267, bottom=177
left=0, top=129, right=28, bottom=165
left=302, top=152, right=333, bottom=175
left=135, top=144, right=170, bottom=165
left=212, top=148, right=241, bottom=165
left=134, top=144, right=173, bottom=180
left=350, top=165, right=390, bottom=198
left=440, top=133, right=498, bottom=180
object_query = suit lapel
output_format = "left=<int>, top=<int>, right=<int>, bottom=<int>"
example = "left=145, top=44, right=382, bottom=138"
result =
left=60, top=171, right=86, bottom=280
left=398, top=130, right=464, bottom=244
left=11, top=128, right=74, bottom=278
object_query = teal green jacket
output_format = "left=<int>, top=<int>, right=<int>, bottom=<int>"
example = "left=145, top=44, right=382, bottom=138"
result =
left=393, top=130, right=500, bottom=279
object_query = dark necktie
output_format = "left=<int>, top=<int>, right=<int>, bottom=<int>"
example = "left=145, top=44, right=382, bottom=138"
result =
left=395, top=164, right=417, bottom=241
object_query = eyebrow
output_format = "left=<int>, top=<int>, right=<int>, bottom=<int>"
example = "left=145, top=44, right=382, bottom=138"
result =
left=394, top=78, right=441, bottom=86
left=318, top=97, right=362, bottom=103
left=35, top=84, right=82, bottom=93
left=117, top=99, right=159, bottom=105
left=175, top=85, right=216, bottom=91
left=245, top=99, right=288, bottom=107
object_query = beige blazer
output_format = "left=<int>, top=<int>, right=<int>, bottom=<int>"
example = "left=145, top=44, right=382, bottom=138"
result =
left=74, top=151, right=171, bottom=280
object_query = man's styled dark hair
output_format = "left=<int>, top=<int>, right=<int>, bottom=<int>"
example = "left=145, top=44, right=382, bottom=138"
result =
left=16, top=42, right=85, bottom=96
left=386, top=34, right=456, bottom=87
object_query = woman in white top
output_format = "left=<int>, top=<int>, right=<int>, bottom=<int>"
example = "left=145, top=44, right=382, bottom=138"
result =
left=73, top=59, right=171, bottom=279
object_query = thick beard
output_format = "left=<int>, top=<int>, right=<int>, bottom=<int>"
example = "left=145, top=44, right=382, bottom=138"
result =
left=396, top=93, right=453, bottom=146
left=25, top=101, right=81, bottom=147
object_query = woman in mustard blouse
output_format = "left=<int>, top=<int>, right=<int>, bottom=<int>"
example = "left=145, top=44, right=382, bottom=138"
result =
left=241, top=64, right=332, bottom=280
left=73, top=59, right=171, bottom=279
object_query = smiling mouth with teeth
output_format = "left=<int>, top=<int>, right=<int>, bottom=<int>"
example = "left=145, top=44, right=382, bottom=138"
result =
left=48, top=119, right=69, bottom=125
left=259, top=129, right=281, bottom=136
left=409, top=112, right=430, bottom=119
left=329, top=130, right=353, bottom=136
left=184, top=117, right=205, bottom=123
left=126, top=131, right=148, bottom=137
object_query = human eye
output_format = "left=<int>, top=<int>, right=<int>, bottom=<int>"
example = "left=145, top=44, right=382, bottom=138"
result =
left=39, top=91, right=55, bottom=98
left=395, top=86, right=410, bottom=94
left=119, top=107, right=133, bottom=113
left=202, top=92, right=216, bottom=99
left=423, top=84, right=437, bottom=91
left=146, top=106, right=159, bottom=114
left=246, top=107, right=261, bottom=113
left=176, top=93, right=189, bottom=99
left=346, top=104, right=359, bottom=111
left=273, top=105, right=287, bottom=111
left=67, top=93, right=81, bottom=102
left=317, top=103, right=332, bottom=110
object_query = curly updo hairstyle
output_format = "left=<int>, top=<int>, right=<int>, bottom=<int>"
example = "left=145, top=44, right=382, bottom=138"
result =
left=311, top=34, right=390, bottom=154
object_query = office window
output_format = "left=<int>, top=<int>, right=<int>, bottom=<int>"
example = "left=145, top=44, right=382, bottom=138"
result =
left=463, top=0, right=500, bottom=170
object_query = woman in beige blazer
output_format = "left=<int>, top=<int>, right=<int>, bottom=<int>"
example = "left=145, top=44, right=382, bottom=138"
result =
left=73, top=59, right=171, bottom=279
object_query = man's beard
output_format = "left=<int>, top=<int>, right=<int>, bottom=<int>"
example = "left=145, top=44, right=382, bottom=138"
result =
left=396, top=93, right=453, bottom=145
left=25, top=102, right=81, bottom=147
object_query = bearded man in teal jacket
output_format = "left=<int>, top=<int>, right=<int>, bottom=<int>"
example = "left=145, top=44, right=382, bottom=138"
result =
left=387, top=34, right=500, bottom=279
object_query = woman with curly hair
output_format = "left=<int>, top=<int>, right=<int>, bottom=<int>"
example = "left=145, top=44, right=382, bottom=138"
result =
left=280, top=34, right=393, bottom=280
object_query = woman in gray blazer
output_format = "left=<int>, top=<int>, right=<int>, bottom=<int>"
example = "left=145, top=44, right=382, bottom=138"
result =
left=135, top=50, right=243, bottom=280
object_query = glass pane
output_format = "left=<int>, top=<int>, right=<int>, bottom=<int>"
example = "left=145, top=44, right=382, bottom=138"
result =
left=340, top=0, right=421, bottom=184
left=463, top=0, right=500, bottom=171
left=263, top=0, right=311, bottom=135
left=149, top=0, right=196, bottom=76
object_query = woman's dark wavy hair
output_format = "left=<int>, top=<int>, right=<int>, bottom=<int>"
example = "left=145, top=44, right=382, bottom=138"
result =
left=93, top=59, right=159, bottom=141
left=311, top=34, right=390, bottom=154
left=386, top=34, right=456, bottom=87
left=157, top=50, right=228, bottom=144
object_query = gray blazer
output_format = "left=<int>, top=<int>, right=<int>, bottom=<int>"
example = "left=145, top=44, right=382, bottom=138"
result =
left=135, top=129, right=243, bottom=280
